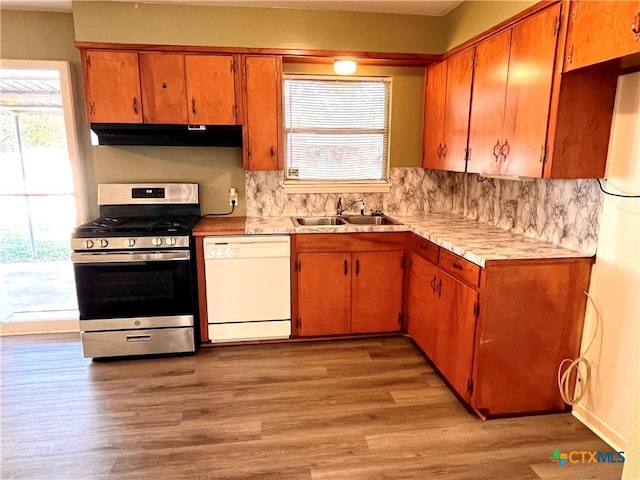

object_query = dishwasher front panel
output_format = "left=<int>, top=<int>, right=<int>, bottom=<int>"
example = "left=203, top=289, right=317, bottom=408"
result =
left=204, top=236, right=291, bottom=325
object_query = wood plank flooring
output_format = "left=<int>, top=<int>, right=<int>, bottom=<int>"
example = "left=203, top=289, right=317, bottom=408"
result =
left=0, top=334, right=623, bottom=480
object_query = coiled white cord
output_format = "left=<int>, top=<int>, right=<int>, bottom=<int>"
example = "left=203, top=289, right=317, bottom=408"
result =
left=557, top=291, right=602, bottom=406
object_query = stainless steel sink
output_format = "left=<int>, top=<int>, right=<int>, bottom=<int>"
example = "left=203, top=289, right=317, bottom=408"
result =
left=341, top=215, right=403, bottom=225
left=291, top=214, right=402, bottom=227
left=291, top=216, right=348, bottom=227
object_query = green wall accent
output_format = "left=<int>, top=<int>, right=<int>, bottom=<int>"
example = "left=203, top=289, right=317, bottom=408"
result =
left=443, top=1, right=538, bottom=50
left=72, top=1, right=446, bottom=54
left=284, top=63, right=424, bottom=168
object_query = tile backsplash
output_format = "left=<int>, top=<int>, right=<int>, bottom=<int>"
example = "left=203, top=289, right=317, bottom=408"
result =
left=245, top=168, right=602, bottom=254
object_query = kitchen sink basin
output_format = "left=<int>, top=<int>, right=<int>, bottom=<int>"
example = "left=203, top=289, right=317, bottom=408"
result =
left=341, top=215, right=403, bottom=225
left=291, top=214, right=402, bottom=227
left=291, top=216, right=348, bottom=227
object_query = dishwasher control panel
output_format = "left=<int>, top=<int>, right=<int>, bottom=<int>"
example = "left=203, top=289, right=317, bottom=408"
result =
left=204, top=235, right=290, bottom=260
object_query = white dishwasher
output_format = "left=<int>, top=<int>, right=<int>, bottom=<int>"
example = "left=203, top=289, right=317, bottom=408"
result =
left=204, top=235, right=291, bottom=342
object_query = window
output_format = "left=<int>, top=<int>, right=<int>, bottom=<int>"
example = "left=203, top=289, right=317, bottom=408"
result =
left=283, top=75, right=391, bottom=192
left=0, top=60, right=85, bottom=334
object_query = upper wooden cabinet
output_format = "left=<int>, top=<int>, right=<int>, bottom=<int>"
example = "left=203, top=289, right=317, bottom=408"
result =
left=139, top=53, right=188, bottom=124
left=565, top=0, right=640, bottom=71
left=82, top=50, right=142, bottom=123
left=468, top=5, right=559, bottom=177
left=423, top=49, right=474, bottom=172
left=185, top=55, right=239, bottom=125
left=81, top=49, right=240, bottom=126
left=241, top=55, right=282, bottom=170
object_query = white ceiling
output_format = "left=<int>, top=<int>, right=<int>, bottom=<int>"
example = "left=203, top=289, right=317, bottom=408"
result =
left=1, top=0, right=462, bottom=16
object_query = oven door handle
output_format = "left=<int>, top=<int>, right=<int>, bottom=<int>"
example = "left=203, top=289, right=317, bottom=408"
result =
left=71, top=251, right=190, bottom=264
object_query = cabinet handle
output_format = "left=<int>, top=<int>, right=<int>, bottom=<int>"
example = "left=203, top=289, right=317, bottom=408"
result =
left=437, top=143, right=442, bottom=159
left=355, top=258, right=360, bottom=276
left=132, top=97, right=139, bottom=115
left=419, top=244, right=429, bottom=250
left=270, top=146, right=275, bottom=157
left=430, top=274, right=436, bottom=293
left=492, top=139, right=501, bottom=161
left=633, top=12, right=640, bottom=40
left=436, top=278, right=442, bottom=298
left=344, top=259, right=348, bottom=276
left=500, top=140, right=510, bottom=159
left=441, top=144, right=448, bottom=157
left=452, top=262, right=464, bottom=271
left=192, top=98, right=196, bottom=115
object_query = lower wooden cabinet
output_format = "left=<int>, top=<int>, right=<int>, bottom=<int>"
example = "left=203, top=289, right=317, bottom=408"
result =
left=292, top=233, right=405, bottom=336
left=407, top=234, right=593, bottom=417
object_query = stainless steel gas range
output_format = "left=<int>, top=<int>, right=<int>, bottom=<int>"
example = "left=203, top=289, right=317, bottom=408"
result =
left=71, top=183, right=200, bottom=359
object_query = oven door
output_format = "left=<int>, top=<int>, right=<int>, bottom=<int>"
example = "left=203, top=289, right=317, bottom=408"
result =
left=71, top=250, right=194, bottom=321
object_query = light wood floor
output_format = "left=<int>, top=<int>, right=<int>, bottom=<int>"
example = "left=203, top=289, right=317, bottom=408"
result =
left=0, top=334, right=623, bottom=480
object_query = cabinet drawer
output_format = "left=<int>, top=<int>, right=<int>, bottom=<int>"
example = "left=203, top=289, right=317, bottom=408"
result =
left=438, top=249, right=480, bottom=287
left=411, top=235, right=439, bottom=264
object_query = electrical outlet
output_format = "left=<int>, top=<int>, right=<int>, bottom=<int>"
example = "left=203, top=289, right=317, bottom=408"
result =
left=229, top=187, right=238, bottom=207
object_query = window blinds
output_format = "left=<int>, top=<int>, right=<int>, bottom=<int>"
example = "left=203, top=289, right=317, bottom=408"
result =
left=283, top=75, right=391, bottom=181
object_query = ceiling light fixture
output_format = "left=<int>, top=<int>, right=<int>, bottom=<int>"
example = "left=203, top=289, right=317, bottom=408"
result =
left=333, top=59, right=357, bottom=75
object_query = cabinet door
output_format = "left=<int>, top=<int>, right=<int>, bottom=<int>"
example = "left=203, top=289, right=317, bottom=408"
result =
left=442, top=48, right=474, bottom=173
left=242, top=55, right=282, bottom=170
left=432, top=270, right=478, bottom=402
left=185, top=55, right=238, bottom=125
left=297, top=253, right=351, bottom=336
left=566, top=0, right=640, bottom=71
left=422, top=60, right=447, bottom=169
left=407, top=253, right=440, bottom=360
left=351, top=251, right=404, bottom=333
left=467, top=29, right=511, bottom=176
left=139, top=53, right=188, bottom=124
left=502, top=5, right=560, bottom=177
left=83, top=50, right=142, bottom=123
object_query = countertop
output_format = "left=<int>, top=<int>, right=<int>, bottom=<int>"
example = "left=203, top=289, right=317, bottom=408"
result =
left=193, top=213, right=593, bottom=267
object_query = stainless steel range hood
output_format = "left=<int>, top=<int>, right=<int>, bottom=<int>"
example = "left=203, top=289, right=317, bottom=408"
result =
left=90, top=123, right=243, bottom=147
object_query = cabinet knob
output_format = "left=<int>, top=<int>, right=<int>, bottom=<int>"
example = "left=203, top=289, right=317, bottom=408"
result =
left=500, top=140, right=510, bottom=159
left=632, top=12, right=640, bottom=40
left=493, top=139, right=501, bottom=161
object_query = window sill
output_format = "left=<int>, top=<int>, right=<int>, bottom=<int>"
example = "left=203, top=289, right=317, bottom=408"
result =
left=283, top=181, right=391, bottom=194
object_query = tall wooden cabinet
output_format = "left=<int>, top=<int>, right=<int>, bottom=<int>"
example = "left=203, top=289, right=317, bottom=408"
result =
left=423, top=49, right=474, bottom=172
left=468, top=5, right=560, bottom=177
left=241, top=55, right=282, bottom=170
left=82, top=50, right=142, bottom=123
left=565, top=0, right=640, bottom=71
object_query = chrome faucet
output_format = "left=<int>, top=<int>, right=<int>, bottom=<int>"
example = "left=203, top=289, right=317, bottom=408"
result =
left=336, top=196, right=365, bottom=215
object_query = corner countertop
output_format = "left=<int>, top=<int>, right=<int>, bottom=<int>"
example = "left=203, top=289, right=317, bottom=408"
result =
left=192, top=213, right=593, bottom=267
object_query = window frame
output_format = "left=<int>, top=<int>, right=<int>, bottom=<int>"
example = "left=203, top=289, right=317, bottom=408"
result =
left=282, top=73, right=392, bottom=194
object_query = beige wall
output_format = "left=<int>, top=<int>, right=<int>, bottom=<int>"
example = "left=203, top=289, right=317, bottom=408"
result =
left=443, top=0, right=538, bottom=50
left=92, top=147, right=246, bottom=216
left=0, top=9, right=96, bottom=217
left=573, top=73, right=640, bottom=459
left=283, top=63, right=424, bottom=168
left=72, top=1, right=446, bottom=54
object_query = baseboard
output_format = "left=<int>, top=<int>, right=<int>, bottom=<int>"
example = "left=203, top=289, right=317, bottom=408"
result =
left=572, top=403, right=627, bottom=452
left=0, top=319, right=80, bottom=336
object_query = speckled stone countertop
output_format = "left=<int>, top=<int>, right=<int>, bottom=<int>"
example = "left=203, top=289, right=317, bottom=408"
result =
left=195, top=213, right=593, bottom=267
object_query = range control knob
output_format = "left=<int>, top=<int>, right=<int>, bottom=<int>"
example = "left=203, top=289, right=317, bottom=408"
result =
left=128, top=238, right=136, bottom=247
left=166, top=237, right=177, bottom=246
left=84, top=239, right=94, bottom=249
left=151, top=237, right=162, bottom=247
left=99, top=239, right=109, bottom=248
